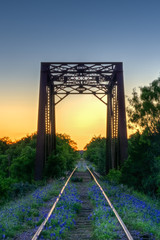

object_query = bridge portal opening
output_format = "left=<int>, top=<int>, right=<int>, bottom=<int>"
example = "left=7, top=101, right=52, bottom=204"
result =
left=56, top=94, right=106, bottom=150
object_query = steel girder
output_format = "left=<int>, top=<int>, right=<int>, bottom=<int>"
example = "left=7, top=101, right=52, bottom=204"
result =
left=35, top=62, right=128, bottom=180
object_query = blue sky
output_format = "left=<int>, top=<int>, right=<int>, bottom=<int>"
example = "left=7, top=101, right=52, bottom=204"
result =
left=0, top=0, right=160, bottom=148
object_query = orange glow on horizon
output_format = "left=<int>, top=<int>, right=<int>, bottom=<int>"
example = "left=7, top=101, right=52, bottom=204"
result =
left=0, top=101, right=37, bottom=142
left=0, top=95, right=107, bottom=149
left=0, top=94, right=135, bottom=150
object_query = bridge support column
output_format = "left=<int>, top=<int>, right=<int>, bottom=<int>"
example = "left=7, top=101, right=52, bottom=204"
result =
left=106, top=89, right=112, bottom=174
left=50, top=85, right=56, bottom=153
left=117, top=63, right=128, bottom=165
left=35, top=63, right=48, bottom=180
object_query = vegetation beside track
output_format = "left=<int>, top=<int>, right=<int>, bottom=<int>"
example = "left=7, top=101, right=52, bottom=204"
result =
left=0, top=133, right=79, bottom=204
left=88, top=183, right=123, bottom=240
left=88, top=180, right=159, bottom=239
left=84, top=136, right=106, bottom=175
left=84, top=130, right=160, bottom=199
left=84, top=77, right=160, bottom=239
left=39, top=183, right=82, bottom=240
left=85, top=77, right=160, bottom=198
left=122, top=77, right=160, bottom=197
left=0, top=132, right=80, bottom=238
left=0, top=180, right=64, bottom=239
left=0, top=168, right=84, bottom=239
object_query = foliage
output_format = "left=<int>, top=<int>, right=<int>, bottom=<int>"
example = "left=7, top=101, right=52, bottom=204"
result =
left=107, top=169, right=121, bottom=184
left=84, top=77, right=160, bottom=198
left=123, top=77, right=160, bottom=197
left=84, top=136, right=106, bottom=174
left=10, top=146, right=36, bottom=182
left=0, top=133, right=79, bottom=201
left=45, top=134, right=79, bottom=178
left=0, top=154, right=10, bottom=178
left=127, top=77, right=160, bottom=133
left=0, top=177, right=15, bottom=199
left=121, top=130, right=160, bottom=196
left=0, top=137, right=12, bottom=154
left=9, top=182, right=37, bottom=198
left=0, top=134, right=37, bottom=200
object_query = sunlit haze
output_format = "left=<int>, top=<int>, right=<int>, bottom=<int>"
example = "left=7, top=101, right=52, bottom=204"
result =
left=56, top=95, right=106, bottom=149
left=0, top=0, right=160, bottom=149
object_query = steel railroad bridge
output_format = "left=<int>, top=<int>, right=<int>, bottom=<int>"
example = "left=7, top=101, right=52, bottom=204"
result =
left=35, top=62, right=128, bottom=180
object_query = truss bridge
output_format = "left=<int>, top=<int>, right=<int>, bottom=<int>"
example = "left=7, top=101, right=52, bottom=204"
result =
left=35, top=62, right=128, bottom=180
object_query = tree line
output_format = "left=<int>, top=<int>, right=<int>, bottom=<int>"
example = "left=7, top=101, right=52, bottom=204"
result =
left=0, top=133, right=79, bottom=202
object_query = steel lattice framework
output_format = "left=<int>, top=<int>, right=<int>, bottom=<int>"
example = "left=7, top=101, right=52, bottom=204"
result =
left=35, top=62, right=128, bottom=180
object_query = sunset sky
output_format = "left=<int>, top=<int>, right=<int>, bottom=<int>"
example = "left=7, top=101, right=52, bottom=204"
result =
left=0, top=0, right=160, bottom=149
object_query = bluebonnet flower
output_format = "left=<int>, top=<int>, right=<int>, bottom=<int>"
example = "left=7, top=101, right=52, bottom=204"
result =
left=39, top=183, right=81, bottom=239
left=88, top=182, right=157, bottom=239
left=0, top=181, right=64, bottom=238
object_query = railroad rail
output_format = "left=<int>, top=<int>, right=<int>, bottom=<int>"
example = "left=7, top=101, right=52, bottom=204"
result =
left=87, top=167, right=133, bottom=240
left=32, top=165, right=133, bottom=240
left=32, top=167, right=77, bottom=240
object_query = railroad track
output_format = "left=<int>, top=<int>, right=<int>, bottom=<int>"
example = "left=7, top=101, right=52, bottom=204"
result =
left=32, top=162, right=133, bottom=240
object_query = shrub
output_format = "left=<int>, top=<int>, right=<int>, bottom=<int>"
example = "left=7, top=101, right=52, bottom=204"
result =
left=10, top=146, right=36, bottom=182
left=107, top=169, right=121, bottom=184
left=0, top=154, right=10, bottom=177
left=45, top=134, right=78, bottom=178
left=84, top=136, right=106, bottom=174
left=0, top=177, right=15, bottom=199
left=9, top=182, right=36, bottom=198
left=121, top=130, right=160, bottom=197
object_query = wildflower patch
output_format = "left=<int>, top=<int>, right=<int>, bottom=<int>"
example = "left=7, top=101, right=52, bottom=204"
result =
left=39, top=183, right=82, bottom=239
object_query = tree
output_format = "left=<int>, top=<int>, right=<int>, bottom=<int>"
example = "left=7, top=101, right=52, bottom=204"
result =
left=84, top=136, right=106, bottom=174
left=121, top=131, right=160, bottom=195
left=45, top=134, right=79, bottom=178
left=127, top=77, right=160, bottom=133
left=10, top=146, right=36, bottom=182
left=0, top=137, right=11, bottom=154
left=121, top=77, right=160, bottom=197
